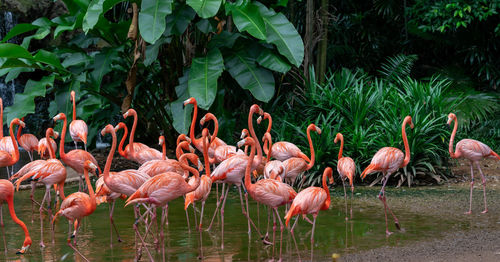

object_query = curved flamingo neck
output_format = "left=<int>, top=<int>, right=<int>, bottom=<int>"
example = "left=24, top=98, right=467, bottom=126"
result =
left=202, top=132, right=210, bottom=177
left=118, top=124, right=128, bottom=157
left=262, top=114, right=272, bottom=155
left=189, top=101, right=198, bottom=147
left=161, top=140, right=166, bottom=160
left=104, top=129, right=117, bottom=180
left=248, top=108, right=262, bottom=168
left=449, top=117, right=458, bottom=159
left=176, top=141, right=189, bottom=159
left=244, top=139, right=256, bottom=193
left=264, top=133, right=273, bottom=162
left=83, top=167, right=96, bottom=203
left=46, top=129, right=56, bottom=159
left=9, top=121, right=20, bottom=163
left=57, top=181, right=66, bottom=200
left=7, top=196, right=30, bottom=245
left=127, top=110, right=138, bottom=154
left=16, top=117, right=24, bottom=141
left=58, top=115, right=67, bottom=160
left=71, top=93, right=76, bottom=121
left=306, top=126, right=315, bottom=170
left=0, top=98, right=3, bottom=138
left=402, top=118, right=411, bottom=167
left=338, top=135, right=344, bottom=160
left=322, top=168, right=332, bottom=208
left=180, top=154, right=200, bottom=191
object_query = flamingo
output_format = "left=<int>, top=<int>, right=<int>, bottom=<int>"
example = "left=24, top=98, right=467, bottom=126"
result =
left=257, top=112, right=310, bottom=162
left=334, top=133, right=356, bottom=220
left=138, top=139, right=197, bottom=178
left=122, top=109, right=162, bottom=164
left=115, top=122, right=150, bottom=160
left=100, top=124, right=151, bottom=243
left=284, top=167, right=334, bottom=260
left=69, top=91, right=88, bottom=151
left=185, top=128, right=213, bottom=231
left=38, top=135, right=57, bottom=160
left=200, top=113, right=243, bottom=164
left=0, top=100, right=15, bottom=176
left=184, top=97, right=227, bottom=157
left=17, top=117, right=38, bottom=161
left=52, top=160, right=98, bottom=262
left=12, top=128, right=66, bottom=247
left=208, top=104, right=264, bottom=245
left=262, top=133, right=285, bottom=181
left=126, top=153, right=201, bottom=261
left=0, top=118, right=25, bottom=179
left=361, top=115, right=414, bottom=235
left=53, top=113, right=100, bottom=191
left=281, top=124, right=321, bottom=186
left=447, top=113, right=500, bottom=214
left=240, top=136, right=297, bottom=259
left=159, top=135, right=166, bottom=160
left=0, top=179, right=32, bottom=254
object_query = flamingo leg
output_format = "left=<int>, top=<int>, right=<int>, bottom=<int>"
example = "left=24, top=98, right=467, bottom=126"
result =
left=109, top=201, right=122, bottom=243
left=1, top=206, right=6, bottom=253
left=134, top=216, right=154, bottom=261
left=30, top=181, right=36, bottom=222
left=350, top=186, right=354, bottom=219
left=238, top=185, right=251, bottom=234
left=379, top=172, right=400, bottom=235
left=74, top=141, right=78, bottom=150
left=342, top=179, right=348, bottom=220
left=67, top=238, right=89, bottom=262
left=185, top=204, right=191, bottom=233
left=476, top=162, right=488, bottom=214
left=39, top=189, right=49, bottom=247
left=273, top=208, right=284, bottom=262
left=272, top=209, right=276, bottom=259
left=198, top=201, right=205, bottom=231
left=192, top=202, right=198, bottom=232
left=243, top=191, right=265, bottom=238
left=220, top=184, right=230, bottom=249
left=310, top=214, right=318, bottom=261
left=207, top=183, right=224, bottom=231
left=289, top=216, right=301, bottom=261
left=5, top=167, right=9, bottom=179
left=466, top=162, right=474, bottom=215
left=27, top=151, right=33, bottom=161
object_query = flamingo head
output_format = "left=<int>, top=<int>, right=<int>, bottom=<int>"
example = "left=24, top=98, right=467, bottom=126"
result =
left=16, top=237, right=31, bottom=254
left=114, top=122, right=127, bottom=132
left=325, top=167, right=334, bottom=184
left=13, top=118, right=26, bottom=128
left=70, top=90, right=76, bottom=101
left=262, top=132, right=272, bottom=143
left=404, top=116, right=414, bottom=129
left=101, top=124, right=114, bottom=136
left=256, top=115, right=263, bottom=124
left=334, top=133, right=342, bottom=144
left=158, top=136, right=165, bottom=146
left=200, top=113, right=214, bottom=126
left=122, top=109, right=136, bottom=119
left=85, top=160, right=98, bottom=175
left=240, top=129, right=249, bottom=139
left=250, top=104, right=264, bottom=116
left=183, top=97, right=196, bottom=106
left=53, top=113, right=65, bottom=122
left=447, top=113, right=456, bottom=126
left=46, top=128, right=59, bottom=139
left=308, top=123, right=322, bottom=135
left=237, top=137, right=254, bottom=148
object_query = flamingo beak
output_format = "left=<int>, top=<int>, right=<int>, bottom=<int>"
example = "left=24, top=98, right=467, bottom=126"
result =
left=197, top=159, right=204, bottom=171
left=18, top=120, right=26, bottom=128
left=200, top=116, right=206, bottom=125
left=237, top=139, right=246, bottom=148
left=410, top=122, right=414, bottom=129
left=447, top=117, right=452, bottom=125
left=334, top=137, right=338, bottom=144
left=183, top=98, right=192, bottom=106
left=240, top=130, right=247, bottom=139
left=53, top=131, right=60, bottom=139
left=316, top=127, right=322, bottom=134
left=257, top=116, right=262, bottom=124
left=188, top=145, right=196, bottom=153
left=16, top=244, right=30, bottom=254
left=185, top=137, right=191, bottom=143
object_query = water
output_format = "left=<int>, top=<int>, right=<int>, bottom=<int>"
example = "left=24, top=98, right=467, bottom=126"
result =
left=0, top=185, right=482, bottom=261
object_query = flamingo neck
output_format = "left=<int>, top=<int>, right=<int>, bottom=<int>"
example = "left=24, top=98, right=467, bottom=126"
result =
left=338, top=135, right=344, bottom=160
left=9, top=121, right=20, bottom=163
left=118, top=125, right=128, bottom=157
left=128, top=111, right=138, bottom=154
left=57, top=181, right=66, bottom=200
left=104, top=129, right=117, bottom=181
left=244, top=140, right=256, bottom=193
left=58, top=115, right=67, bottom=159
left=449, top=117, right=458, bottom=158
left=180, top=155, right=200, bottom=192
left=263, top=115, right=272, bottom=155
left=248, top=110, right=262, bottom=168
left=71, top=94, right=76, bottom=121
left=176, top=142, right=187, bottom=160
left=83, top=167, right=96, bottom=204
left=162, top=141, right=166, bottom=160
left=402, top=118, right=411, bottom=167
left=202, top=133, right=210, bottom=177
left=322, top=169, right=332, bottom=208
left=16, top=118, right=23, bottom=141
left=7, top=196, right=30, bottom=244
left=189, top=101, right=198, bottom=147
left=306, top=126, right=315, bottom=170
left=266, top=135, right=273, bottom=162
left=46, top=130, right=56, bottom=159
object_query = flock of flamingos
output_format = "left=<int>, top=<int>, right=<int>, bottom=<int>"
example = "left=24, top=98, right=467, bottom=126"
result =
left=0, top=91, right=498, bottom=261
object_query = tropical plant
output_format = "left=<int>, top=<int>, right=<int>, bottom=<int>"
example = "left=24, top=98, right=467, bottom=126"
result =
left=0, top=0, right=304, bottom=146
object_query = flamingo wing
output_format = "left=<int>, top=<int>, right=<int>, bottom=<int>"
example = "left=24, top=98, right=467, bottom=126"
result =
left=19, top=134, right=38, bottom=151
left=252, top=179, right=296, bottom=207
left=138, top=160, right=184, bottom=177
left=69, top=120, right=88, bottom=144
left=338, top=157, right=356, bottom=185
left=210, top=155, right=248, bottom=183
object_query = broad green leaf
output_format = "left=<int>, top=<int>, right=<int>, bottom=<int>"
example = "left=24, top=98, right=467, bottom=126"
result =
left=0, top=58, right=34, bottom=69
left=62, top=52, right=91, bottom=68
left=5, top=75, right=54, bottom=123
left=187, top=0, right=222, bottom=18
left=91, top=48, right=119, bottom=88
left=188, top=48, right=224, bottom=109
left=34, top=50, right=65, bottom=71
left=0, top=43, right=33, bottom=59
left=207, top=31, right=242, bottom=49
left=170, top=71, right=193, bottom=134
left=83, top=0, right=125, bottom=33
left=139, top=0, right=173, bottom=44
left=196, top=19, right=214, bottom=34
left=53, top=15, right=77, bottom=39
left=5, top=68, right=34, bottom=82
left=144, top=38, right=168, bottom=66
left=255, top=2, right=304, bottom=66
left=226, top=1, right=266, bottom=40
left=226, top=51, right=275, bottom=102
left=61, top=0, right=91, bottom=15
left=0, top=24, right=38, bottom=43
left=256, top=48, right=291, bottom=73
left=165, top=4, right=196, bottom=36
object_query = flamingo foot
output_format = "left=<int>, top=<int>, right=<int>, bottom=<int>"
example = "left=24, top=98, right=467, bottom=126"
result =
left=40, top=241, right=45, bottom=248
left=481, top=209, right=488, bottom=214
left=386, top=230, right=393, bottom=236
left=464, top=211, right=472, bottom=215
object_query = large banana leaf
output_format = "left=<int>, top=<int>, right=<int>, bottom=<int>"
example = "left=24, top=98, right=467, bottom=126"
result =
left=254, top=1, right=304, bottom=67
left=83, top=0, right=126, bottom=33
left=139, top=0, right=173, bottom=44
left=226, top=50, right=275, bottom=102
left=257, top=48, right=291, bottom=73
left=186, top=0, right=222, bottom=19
left=188, top=48, right=224, bottom=110
left=225, top=1, right=266, bottom=40
left=170, top=70, right=193, bottom=134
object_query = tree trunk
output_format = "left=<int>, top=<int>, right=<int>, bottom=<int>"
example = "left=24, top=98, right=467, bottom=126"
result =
left=316, top=0, right=328, bottom=84
left=304, top=0, right=314, bottom=78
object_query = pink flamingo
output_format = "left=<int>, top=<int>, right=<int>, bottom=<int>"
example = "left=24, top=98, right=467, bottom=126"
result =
left=284, top=167, right=334, bottom=260
left=0, top=118, right=24, bottom=179
left=52, top=160, right=98, bottom=262
left=208, top=104, right=264, bottom=245
left=69, top=91, right=88, bottom=151
left=101, top=124, right=151, bottom=243
left=447, top=113, right=500, bottom=214
left=17, top=117, right=38, bottom=161
left=258, top=112, right=310, bottom=162
left=262, top=133, right=285, bottom=181
left=335, top=133, right=356, bottom=220
left=53, top=113, right=100, bottom=192
left=241, top=136, right=297, bottom=259
left=185, top=128, right=213, bottom=231
left=38, top=135, right=57, bottom=160
left=126, top=153, right=201, bottom=261
left=361, top=116, right=413, bottom=235
left=281, top=124, right=321, bottom=186
left=138, top=139, right=197, bottom=178
left=0, top=101, right=15, bottom=176
left=13, top=128, right=66, bottom=247
left=200, top=113, right=243, bottom=164
left=122, top=109, right=162, bottom=164
left=0, top=179, right=32, bottom=254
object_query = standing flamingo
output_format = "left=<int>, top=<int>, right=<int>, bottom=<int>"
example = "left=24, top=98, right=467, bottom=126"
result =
left=282, top=124, right=321, bottom=186
left=101, top=124, right=151, bottom=243
left=52, top=160, right=98, bottom=262
left=284, top=167, right=334, bottom=260
left=200, top=113, right=244, bottom=164
left=53, top=113, right=100, bottom=191
left=138, top=140, right=197, bottom=178
left=69, top=91, right=88, bottom=151
left=241, top=136, right=296, bottom=259
left=0, top=179, right=32, bottom=254
left=262, top=133, right=285, bottom=181
left=126, top=153, right=201, bottom=261
left=115, top=122, right=150, bottom=160
left=334, top=133, right=356, bottom=220
left=447, top=113, right=500, bottom=214
left=0, top=100, right=15, bottom=176
left=258, top=112, right=310, bottom=162
left=17, top=117, right=38, bottom=161
left=185, top=128, right=213, bottom=231
left=122, top=109, right=162, bottom=164
left=361, top=116, right=414, bottom=235
left=0, top=119, right=25, bottom=179
left=13, top=128, right=66, bottom=247
left=38, top=134, right=57, bottom=160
